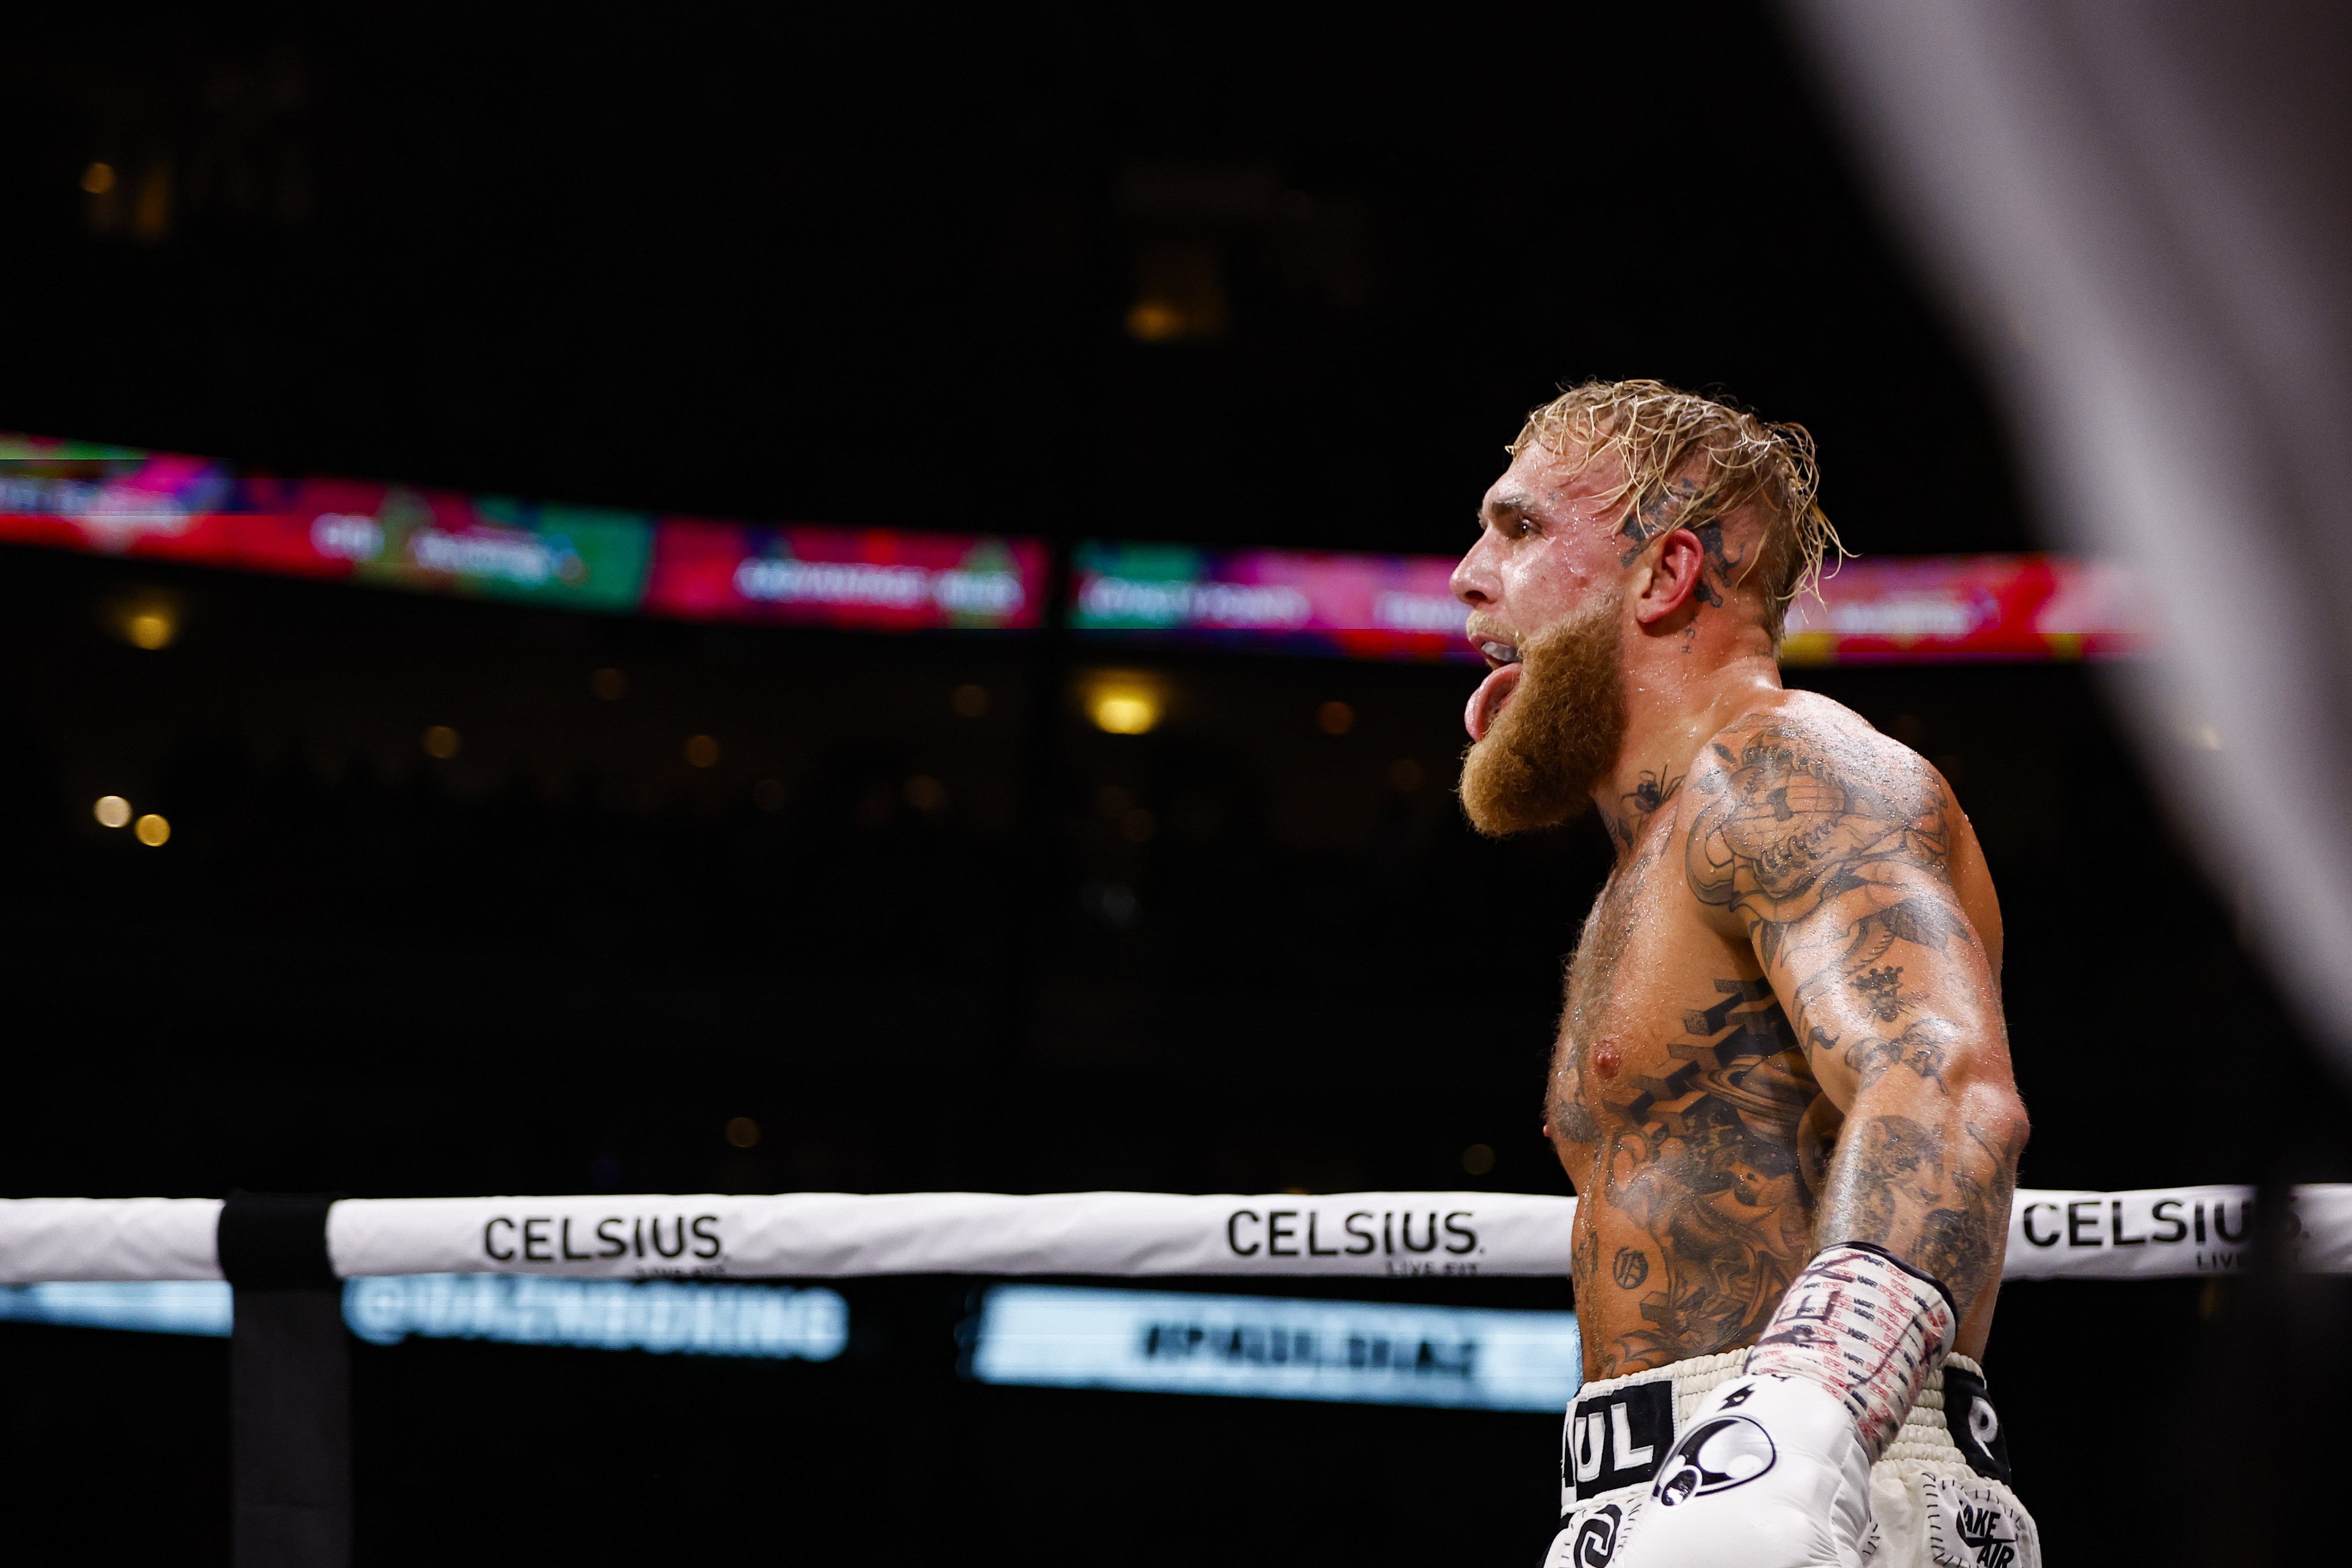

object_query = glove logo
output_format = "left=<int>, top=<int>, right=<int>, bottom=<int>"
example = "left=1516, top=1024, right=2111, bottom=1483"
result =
left=1540, top=1504, right=1625, bottom=1568
left=1570, top=1503, right=1622, bottom=1566
left=1651, top=1415, right=1776, bottom=1507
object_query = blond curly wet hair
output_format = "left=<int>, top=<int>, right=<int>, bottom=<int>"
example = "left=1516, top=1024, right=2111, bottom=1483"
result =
left=1510, top=379, right=1843, bottom=641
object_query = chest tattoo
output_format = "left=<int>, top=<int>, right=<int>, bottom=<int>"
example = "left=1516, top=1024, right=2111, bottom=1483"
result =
left=1565, top=977, right=1838, bottom=1376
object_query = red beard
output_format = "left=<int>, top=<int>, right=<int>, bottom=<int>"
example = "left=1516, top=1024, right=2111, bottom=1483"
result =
left=1458, top=601, right=1628, bottom=836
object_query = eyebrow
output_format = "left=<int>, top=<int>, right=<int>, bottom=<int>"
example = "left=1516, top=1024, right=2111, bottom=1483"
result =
left=1477, top=491, right=1536, bottom=529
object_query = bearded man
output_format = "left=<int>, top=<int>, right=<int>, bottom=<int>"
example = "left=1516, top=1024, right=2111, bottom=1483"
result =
left=1453, top=381, right=2036, bottom=1568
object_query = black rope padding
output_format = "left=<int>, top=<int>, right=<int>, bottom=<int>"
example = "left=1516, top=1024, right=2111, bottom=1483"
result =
left=216, top=1191, right=341, bottom=1287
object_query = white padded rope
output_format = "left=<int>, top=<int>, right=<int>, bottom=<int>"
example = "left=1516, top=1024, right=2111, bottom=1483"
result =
left=0, top=1199, right=227, bottom=1282
left=0, top=1184, right=2343, bottom=1284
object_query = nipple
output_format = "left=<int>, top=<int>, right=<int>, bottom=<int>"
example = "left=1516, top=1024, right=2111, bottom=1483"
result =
left=1593, top=1040, right=1622, bottom=1079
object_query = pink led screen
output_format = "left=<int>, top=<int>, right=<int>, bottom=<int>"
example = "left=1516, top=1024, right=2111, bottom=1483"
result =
left=1071, top=540, right=2149, bottom=665
left=1070, top=541, right=1473, bottom=661
left=644, top=520, right=1049, bottom=631
left=0, top=433, right=2149, bottom=661
left=1778, top=554, right=2149, bottom=664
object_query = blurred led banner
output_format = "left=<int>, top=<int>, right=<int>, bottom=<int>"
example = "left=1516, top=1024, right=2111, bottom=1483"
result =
left=645, top=520, right=1049, bottom=630
left=0, top=1275, right=849, bottom=1360
left=1780, top=553, right=2148, bottom=665
left=0, top=1280, right=233, bottom=1337
left=1070, top=541, right=1476, bottom=661
left=0, top=436, right=654, bottom=611
left=0, top=434, right=301, bottom=574
left=0, top=434, right=2149, bottom=661
left=965, top=1284, right=1581, bottom=1412
left=345, top=1273, right=848, bottom=1360
left=0, top=433, right=1045, bottom=632
left=1075, top=542, right=2150, bottom=666
left=248, top=478, right=655, bottom=612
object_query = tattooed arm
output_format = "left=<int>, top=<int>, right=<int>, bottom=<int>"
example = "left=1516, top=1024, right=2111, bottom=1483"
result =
left=1682, top=706, right=2028, bottom=1344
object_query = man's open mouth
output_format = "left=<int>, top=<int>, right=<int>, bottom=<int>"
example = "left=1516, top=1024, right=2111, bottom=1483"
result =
left=1465, top=638, right=1523, bottom=742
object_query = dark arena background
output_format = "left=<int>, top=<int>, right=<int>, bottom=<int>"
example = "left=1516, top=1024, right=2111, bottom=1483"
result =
left=2, top=6, right=2347, bottom=1565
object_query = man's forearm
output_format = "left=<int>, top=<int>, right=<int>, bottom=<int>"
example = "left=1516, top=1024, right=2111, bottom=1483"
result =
left=1815, top=1071, right=2026, bottom=1311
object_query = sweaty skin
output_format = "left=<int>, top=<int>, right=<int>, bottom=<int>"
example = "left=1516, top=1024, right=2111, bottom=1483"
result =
left=1452, top=440, right=2027, bottom=1381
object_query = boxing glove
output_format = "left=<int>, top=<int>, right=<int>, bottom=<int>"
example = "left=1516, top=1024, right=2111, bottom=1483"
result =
left=1612, top=1372, right=1872, bottom=1568
left=1615, top=1243, right=1958, bottom=1568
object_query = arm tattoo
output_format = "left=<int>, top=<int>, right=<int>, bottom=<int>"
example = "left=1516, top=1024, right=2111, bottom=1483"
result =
left=1822, top=1115, right=2023, bottom=1296
left=1852, top=965, right=1907, bottom=1020
left=1684, top=721, right=1968, bottom=995
left=1685, top=714, right=2019, bottom=1309
left=1822, top=1113, right=1941, bottom=1242
left=1844, top=1019, right=1953, bottom=1093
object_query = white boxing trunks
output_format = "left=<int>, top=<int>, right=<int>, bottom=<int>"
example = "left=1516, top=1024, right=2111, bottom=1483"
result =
left=1542, top=1350, right=2039, bottom=1568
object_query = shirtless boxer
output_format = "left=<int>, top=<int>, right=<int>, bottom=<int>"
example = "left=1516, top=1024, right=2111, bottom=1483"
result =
left=1451, top=381, right=2036, bottom=1567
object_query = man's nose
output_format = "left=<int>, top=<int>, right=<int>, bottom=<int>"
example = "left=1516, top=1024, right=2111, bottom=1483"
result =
left=1452, top=536, right=1497, bottom=606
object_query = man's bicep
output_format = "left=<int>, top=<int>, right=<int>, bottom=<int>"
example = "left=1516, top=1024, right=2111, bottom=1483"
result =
left=1681, top=713, right=2006, bottom=1097
left=1757, top=868, right=1999, bottom=1112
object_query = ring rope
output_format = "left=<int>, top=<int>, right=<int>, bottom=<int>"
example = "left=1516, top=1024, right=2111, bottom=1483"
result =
left=0, top=1186, right=2336, bottom=1284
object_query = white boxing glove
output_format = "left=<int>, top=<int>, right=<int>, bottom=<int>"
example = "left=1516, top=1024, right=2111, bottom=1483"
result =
left=1615, top=1242, right=1959, bottom=1568
left=1612, top=1373, right=1872, bottom=1568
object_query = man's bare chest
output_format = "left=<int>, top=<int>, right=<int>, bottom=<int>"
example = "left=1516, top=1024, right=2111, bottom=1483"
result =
left=1554, top=838, right=1826, bottom=1158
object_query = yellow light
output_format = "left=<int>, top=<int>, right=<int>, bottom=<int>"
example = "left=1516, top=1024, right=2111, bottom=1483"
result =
left=93, top=795, right=132, bottom=828
left=134, top=813, right=170, bottom=846
left=105, top=593, right=183, bottom=650
left=1088, top=687, right=1163, bottom=735
left=950, top=683, right=989, bottom=718
left=590, top=667, right=627, bottom=700
left=903, top=775, right=947, bottom=812
left=1461, top=1143, right=1495, bottom=1176
left=1388, top=758, right=1423, bottom=792
left=82, top=161, right=115, bottom=195
left=725, top=1116, right=761, bottom=1149
left=1317, top=700, right=1355, bottom=735
left=1125, top=298, right=1188, bottom=342
left=421, top=725, right=461, bottom=759
left=684, top=734, right=721, bottom=768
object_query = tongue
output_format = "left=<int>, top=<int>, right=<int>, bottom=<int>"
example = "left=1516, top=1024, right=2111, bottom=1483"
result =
left=1464, top=662, right=1524, bottom=742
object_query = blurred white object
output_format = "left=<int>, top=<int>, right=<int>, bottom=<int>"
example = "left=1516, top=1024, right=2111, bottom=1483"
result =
left=1786, top=0, right=2352, bottom=1077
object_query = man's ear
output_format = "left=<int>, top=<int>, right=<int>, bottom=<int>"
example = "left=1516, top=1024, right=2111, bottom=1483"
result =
left=1633, top=528, right=1707, bottom=625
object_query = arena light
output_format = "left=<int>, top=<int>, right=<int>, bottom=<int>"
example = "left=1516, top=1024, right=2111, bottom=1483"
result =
left=1084, top=675, right=1164, bottom=735
left=126, top=609, right=175, bottom=649
left=965, top=1284, right=1584, bottom=1412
